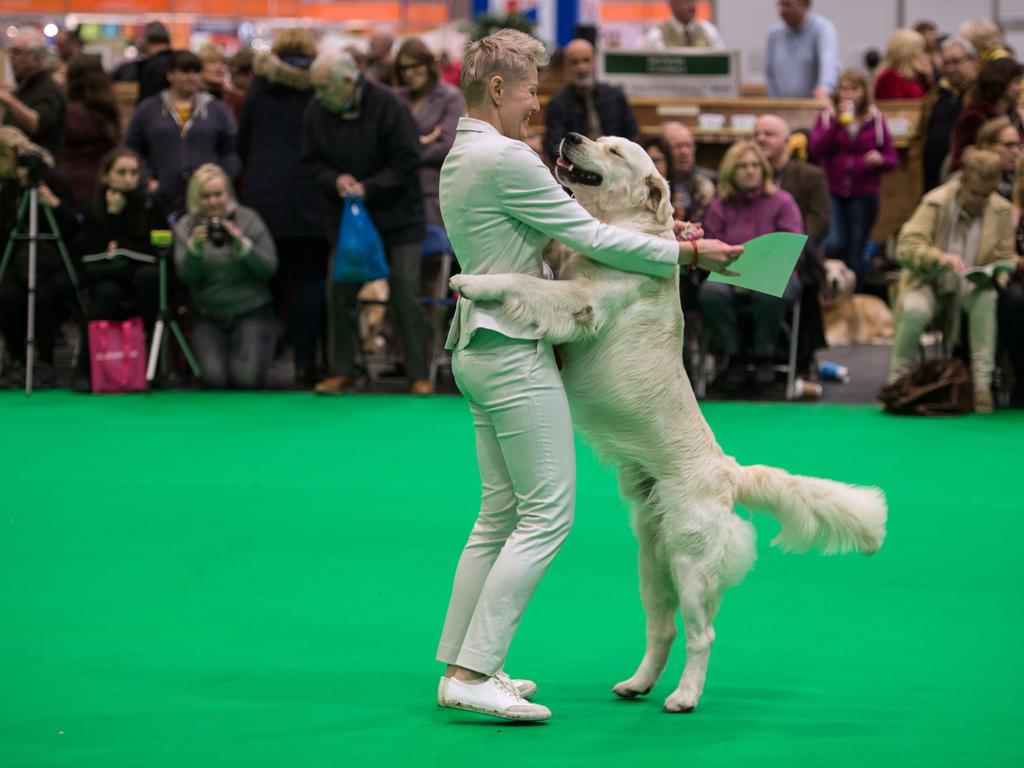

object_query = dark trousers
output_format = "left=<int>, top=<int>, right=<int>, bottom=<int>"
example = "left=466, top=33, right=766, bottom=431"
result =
left=699, top=274, right=802, bottom=357
left=272, top=237, right=328, bottom=372
left=826, top=194, right=880, bottom=290
left=0, top=272, right=72, bottom=364
left=998, top=279, right=1024, bottom=400
left=327, top=240, right=428, bottom=381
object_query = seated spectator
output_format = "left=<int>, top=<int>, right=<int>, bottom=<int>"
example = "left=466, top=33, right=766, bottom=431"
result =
left=0, top=127, right=79, bottom=389
left=642, top=135, right=675, bottom=185
left=699, top=141, right=803, bottom=390
left=543, top=39, right=637, bottom=164
left=393, top=37, right=465, bottom=228
left=645, top=0, right=724, bottom=49
left=873, top=29, right=931, bottom=101
left=173, top=164, right=278, bottom=389
left=661, top=121, right=715, bottom=222
left=136, top=22, right=173, bottom=103
left=239, top=28, right=328, bottom=387
left=764, top=0, right=839, bottom=101
left=948, top=57, right=1024, bottom=173
left=810, top=68, right=897, bottom=290
left=63, top=55, right=120, bottom=210
left=125, top=50, right=240, bottom=215
left=887, top=148, right=1014, bottom=413
left=959, top=19, right=1012, bottom=64
left=0, top=27, right=67, bottom=164
left=908, top=36, right=978, bottom=193
left=974, top=117, right=1021, bottom=199
left=999, top=158, right=1024, bottom=405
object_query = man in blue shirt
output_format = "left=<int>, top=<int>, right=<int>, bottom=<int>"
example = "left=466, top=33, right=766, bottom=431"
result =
left=764, top=0, right=839, bottom=101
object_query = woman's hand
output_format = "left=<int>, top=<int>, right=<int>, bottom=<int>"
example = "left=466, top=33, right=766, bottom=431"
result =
left=105, top=189, right=126, bottom=215
left=937, top=251, right=965, bottom=273
left=864, top=150, right=885, bottom=167
left=38, top=183, right=60, bottom=208
left=222, top=218, right=244, bottom=242
left=188, top=223, right=207, bottom=252
left=106, top=240, right=118, bottom=253
left=679, top=239, right=743, bottom=276
left=420, top=125, right=442, bottom=145
left=673, top=219, right=704, bottom=241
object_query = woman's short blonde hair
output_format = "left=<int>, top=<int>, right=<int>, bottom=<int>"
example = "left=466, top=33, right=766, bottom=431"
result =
left=198, top=43, right=227, bottom=65
left=882, top=29, right=926, bottom=79
left=461, top=29, right=549, bottom=107
left=0, top=125, right=53, bottom=173
left=959, top=19, right=1003, bottom=57
left=717, top=141, right=775, bottom=201
left=273, top=28, right=317, bottom=58
left=186, top=163, right=235, bottom=214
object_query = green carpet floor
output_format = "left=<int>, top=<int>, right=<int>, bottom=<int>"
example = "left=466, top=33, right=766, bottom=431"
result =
left=1, top=392, right=1022, bottom=767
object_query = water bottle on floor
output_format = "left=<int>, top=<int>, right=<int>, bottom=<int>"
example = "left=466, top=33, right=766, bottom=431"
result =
left=819, top=361, right=851, bottom=383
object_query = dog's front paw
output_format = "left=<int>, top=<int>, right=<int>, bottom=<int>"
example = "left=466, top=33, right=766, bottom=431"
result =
left=662, top=687, right=700, bottom=713
left=612, top=677, right=653, bottom=699
left=449, top=274, right=503, bottom=302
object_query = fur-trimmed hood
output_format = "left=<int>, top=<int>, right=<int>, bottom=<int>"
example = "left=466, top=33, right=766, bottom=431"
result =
left=253, top=52, right=313, bottom=91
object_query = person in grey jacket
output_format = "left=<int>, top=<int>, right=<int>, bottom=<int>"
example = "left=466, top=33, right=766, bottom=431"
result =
left=174, top=163, right=277, bottom=389
left=126, top=51, right=240, bottom=215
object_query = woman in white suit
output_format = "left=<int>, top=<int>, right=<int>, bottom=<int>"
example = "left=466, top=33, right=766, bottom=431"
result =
left=435, top=29, right=743, bottom=722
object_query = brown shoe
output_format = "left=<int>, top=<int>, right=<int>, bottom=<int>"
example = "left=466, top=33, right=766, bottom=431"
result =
left=409, top=379, right=435, bottom=395
left=974, top=388, right=994, bottom=414
left=314, top=375, right=353, bottom=395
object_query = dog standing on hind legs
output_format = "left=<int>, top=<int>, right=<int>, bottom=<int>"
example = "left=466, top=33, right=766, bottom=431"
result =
left=450, top=133, right=887, bottom=713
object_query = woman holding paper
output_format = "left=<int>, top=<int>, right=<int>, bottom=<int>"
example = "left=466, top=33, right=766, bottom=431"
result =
left=699, top=141, right=804, bottom=391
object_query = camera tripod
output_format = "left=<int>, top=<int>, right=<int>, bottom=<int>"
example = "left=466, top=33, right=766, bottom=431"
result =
left=146, top=229, right=201, bottom=384
left=0, top=183, right=86, bottom=395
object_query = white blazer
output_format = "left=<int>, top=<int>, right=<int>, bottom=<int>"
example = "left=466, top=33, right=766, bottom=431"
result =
left=440, top=117, right=678, bottom=350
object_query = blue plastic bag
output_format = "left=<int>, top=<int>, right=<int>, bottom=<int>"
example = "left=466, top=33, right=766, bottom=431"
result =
left=333, top=195, right=389, bottom=283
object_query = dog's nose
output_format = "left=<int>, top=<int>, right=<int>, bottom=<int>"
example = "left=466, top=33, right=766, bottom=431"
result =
left=565, top=132, right=584, bottom=145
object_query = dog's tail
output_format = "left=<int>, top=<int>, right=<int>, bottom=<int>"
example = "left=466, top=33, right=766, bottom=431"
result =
left=735, top=464, right=887, bottom=555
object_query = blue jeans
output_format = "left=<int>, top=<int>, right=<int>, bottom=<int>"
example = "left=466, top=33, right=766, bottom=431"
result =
left=825, top=194, right=879, bottom=290
left=191, top=304, right=276, bottom=389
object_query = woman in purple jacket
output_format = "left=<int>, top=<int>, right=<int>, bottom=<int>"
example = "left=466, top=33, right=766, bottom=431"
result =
left=810, top=68, right=898, bottom=289
left=700, top=141, right=804, bottom=390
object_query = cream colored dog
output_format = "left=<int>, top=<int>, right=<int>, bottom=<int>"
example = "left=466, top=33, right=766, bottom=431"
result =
left=450, top=134, right=887, bottom=714
left=820, top=258, right=894, bottom=346
left=356, top=278, right=390, bottom=354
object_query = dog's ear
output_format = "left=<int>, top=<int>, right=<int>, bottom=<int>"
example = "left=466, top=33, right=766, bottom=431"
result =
left=644, top=174, right=673, bottom=224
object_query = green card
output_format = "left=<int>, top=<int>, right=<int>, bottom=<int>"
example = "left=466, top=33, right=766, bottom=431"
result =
left=708, top=232, right=808, bottom=297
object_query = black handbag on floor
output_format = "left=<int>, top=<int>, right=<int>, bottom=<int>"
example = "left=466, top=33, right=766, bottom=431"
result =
left=878, top=358, right=974, bottom=416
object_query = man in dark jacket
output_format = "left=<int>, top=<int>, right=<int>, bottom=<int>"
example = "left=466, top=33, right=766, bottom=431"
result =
left=543, top=39, right=638, bottom=163
left=0, top=27, right=67, bottom=164
left=302, top=50, right=431, bottom=395
left=137, top=22, right=174, bottom=103
left=125, top=50, right=240, bottom=215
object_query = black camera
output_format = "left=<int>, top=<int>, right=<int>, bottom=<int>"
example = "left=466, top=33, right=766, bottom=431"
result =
left=15, top=148, right=46, bottom=186
left=206, top=216, right=227, bottom=247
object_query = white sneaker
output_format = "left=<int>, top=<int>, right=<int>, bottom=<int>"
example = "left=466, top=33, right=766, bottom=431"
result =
left=495, top=670, right=537, bottom=700
left=438, top=675, right=551, bottom=721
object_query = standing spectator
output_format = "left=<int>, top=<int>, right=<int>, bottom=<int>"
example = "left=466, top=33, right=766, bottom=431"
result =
left=0, top=127, right=78, bottom=390
left=74, top=148, right=165, bottom=390
left=0, top=27, right=67, bottom=164
left=52, top=27, right=84, bottom=87
left=974, top=117, right=1021, bottom=200
left=136, top=22, right=174, bottom=103
left=174, top=163, right=278, bottom=389
left=999, top=157, right=1024, bottom=405
left=393, top=37, right=465, bottom=228
left=642, top=135, right=675, bottom=184
left=948, top=57, right=1024, bottom=173
left=764, top=0, right=838, bottom=102
left=302, top=50, right=431, bottom=395
left=887, top=148, right=1014, bottom=413
left=62, top=56, right=120, bottom=210
left=661, top=121, right=715, bottom=222
left=226, top=49, right=255, bottom=120
left=239, top=28, right=328, bottom=387
left=873, top=29, right=932, bottom=101
left=645, top=0, right=724, bottom=49
left=365, top=31, right=395, bottom=83
left=914, top=20, right=943, bottom=80
left=699, top=141, right=804, bottom=389
left=908, top=36, right=978, bottom=193
left=543, top=39, right=637, bottom=164
left=199, top=44, right=229, bottom=98
left=439, top=51, right=461, bottom=87
left=125, top=50, right=240, bottom=215
left=959, top=19, right=1011, bottom=65
left=810, top=69, right=898, bottom=289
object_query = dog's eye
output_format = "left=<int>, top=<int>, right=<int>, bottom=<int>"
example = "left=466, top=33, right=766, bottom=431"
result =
left=609, top=149, right=621, bottom=157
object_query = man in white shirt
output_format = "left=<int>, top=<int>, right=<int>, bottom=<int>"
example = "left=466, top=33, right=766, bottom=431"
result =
left=645, top=0, right=724, bottom=49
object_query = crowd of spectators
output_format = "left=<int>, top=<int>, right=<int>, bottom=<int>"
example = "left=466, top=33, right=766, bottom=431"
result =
left=1, top=3, right=1023, bottom=411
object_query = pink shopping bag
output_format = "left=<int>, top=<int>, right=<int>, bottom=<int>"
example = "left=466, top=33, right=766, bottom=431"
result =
left=88, top=317, right=148, bottom=393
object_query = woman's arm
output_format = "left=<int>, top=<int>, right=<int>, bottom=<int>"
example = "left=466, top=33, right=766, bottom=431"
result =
left=420, top=87, right=463, bottom=168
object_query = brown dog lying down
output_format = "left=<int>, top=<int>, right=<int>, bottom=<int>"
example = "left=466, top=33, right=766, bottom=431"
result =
left=820, top=259, right=894, bottom=346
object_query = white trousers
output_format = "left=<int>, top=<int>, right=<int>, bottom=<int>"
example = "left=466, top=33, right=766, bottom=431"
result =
left=437, top=330, right=576, bottom=675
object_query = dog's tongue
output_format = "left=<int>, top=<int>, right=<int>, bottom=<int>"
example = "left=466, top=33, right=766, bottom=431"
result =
left=555, top=157, right=574, bottom=171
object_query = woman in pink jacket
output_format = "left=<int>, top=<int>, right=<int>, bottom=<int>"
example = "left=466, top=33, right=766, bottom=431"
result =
left=811, top=68, right=898, bottom=289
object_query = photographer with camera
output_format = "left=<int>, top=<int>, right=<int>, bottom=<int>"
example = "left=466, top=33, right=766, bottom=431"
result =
left=0, top=126, right=79, bottom=389
left=173, top=163, right=277, bottom=389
